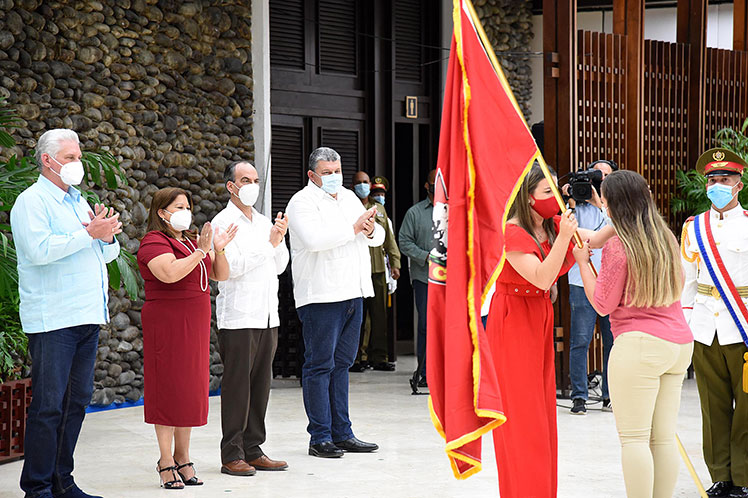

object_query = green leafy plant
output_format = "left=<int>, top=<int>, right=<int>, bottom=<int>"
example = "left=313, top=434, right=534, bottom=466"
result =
left=672, top=119, right=748, bottom=216
left=0, top=296, right=28, bottom=383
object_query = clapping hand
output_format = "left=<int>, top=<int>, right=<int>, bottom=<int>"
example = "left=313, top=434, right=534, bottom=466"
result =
left=354, top=207, right=377, bottom=236
left=197, top=222, right=213, bottom=254
left=269, top=212, right=288, bottom=247
left=84, top=203, right=122, bottom=243
left=214, top=223, right=238, bottom=253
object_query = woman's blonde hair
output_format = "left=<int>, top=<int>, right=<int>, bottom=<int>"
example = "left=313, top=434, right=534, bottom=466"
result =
left=601, top=170, right=683, bottom=307
left=508, top=162, right=558, bottom=251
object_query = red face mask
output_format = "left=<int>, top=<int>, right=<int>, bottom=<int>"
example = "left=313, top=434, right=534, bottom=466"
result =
left=530, top=195, right=560, bottom=219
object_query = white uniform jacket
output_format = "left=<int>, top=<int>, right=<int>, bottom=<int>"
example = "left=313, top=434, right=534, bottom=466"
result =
left=681, top=205, right=748, bottom=346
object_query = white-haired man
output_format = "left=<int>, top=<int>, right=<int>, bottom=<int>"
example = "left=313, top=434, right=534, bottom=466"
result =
left=11, top=129, right=122, bottom=498
left=286, top=147, right=383, bottom=458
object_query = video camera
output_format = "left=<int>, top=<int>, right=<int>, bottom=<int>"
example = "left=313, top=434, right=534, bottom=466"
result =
left=566, top=160, right=617, bottom=202
left=567, top=168, right=603, bottom=202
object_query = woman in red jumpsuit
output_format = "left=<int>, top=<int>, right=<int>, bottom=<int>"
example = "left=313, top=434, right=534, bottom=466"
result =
left=487, top=164, right=578, bottom=498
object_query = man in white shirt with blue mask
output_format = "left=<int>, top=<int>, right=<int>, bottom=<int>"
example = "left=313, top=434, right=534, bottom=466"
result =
left=212, top=161, right=290, bottom=476
left=286, top=147, right=384, bottom=458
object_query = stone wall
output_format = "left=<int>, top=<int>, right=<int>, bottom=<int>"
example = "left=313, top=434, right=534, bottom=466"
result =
left=0, top=0, right=253, bottom=405
left=473, top=0, right=534, bottom=121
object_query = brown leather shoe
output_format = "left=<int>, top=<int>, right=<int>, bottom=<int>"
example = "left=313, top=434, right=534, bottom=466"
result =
left=246, top=455, right=289, bottom=471
left=220, top=459, right=256, bottom=476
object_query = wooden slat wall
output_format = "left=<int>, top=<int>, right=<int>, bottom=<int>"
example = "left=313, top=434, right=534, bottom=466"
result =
left=703, top=48, right=748, bottom=151
left=576, top=31, right=626, bottom=172
left=642, top=40, right=690, bottom=222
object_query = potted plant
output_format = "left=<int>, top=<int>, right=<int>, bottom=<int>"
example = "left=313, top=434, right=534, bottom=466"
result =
left=0, top=98, right=142, bottom=463
left=672, top=118, right=748, bottom=218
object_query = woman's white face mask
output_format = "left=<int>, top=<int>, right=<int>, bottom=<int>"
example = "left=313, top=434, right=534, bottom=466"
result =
left=163, top=209, right=192, bottom=231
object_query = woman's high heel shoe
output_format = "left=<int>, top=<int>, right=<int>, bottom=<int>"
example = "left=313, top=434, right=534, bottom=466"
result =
left=174, top=460, right=203, bottom=486
left=157, top=461, right=185, bottom=490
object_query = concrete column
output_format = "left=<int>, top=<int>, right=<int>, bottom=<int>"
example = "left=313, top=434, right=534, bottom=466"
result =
left=252, top=0, right=272, bottom=216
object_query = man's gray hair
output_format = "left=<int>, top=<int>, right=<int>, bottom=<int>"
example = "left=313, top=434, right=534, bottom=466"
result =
left=35, top=129, right=80, bottom=170
left=223, top=160, right=252, bottom=184
left=308, top=147, right=341, bottom=172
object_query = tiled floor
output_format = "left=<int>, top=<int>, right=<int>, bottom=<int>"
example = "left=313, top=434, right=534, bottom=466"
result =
left=0, top=356, right=710, bottom=497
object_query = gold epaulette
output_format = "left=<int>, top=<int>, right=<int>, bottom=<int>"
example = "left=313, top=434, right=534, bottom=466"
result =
left=681, top=218, right=699, bottom=264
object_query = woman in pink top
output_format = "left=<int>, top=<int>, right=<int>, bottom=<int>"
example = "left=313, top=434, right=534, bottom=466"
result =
left=573, top=170, right=693, bottom=498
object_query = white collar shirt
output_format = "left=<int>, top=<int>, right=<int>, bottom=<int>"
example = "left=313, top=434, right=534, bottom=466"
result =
left=212, top=202, right=289, bottom=330
left=286, top=181, right=385, bottom=308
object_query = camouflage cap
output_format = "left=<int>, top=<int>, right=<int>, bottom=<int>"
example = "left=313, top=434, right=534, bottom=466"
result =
left=696, top=147, right=746, bottom=176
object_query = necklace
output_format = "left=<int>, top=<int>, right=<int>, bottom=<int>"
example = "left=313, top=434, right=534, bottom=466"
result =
left=176, top=238, right=208, bottom=292
left=533, top=228, right=547, bottom=241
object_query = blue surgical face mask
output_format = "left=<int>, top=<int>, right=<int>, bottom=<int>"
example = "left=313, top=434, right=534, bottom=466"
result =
left=706, top=183, right=737, bottom=209
left=314, top=172, right=343, bottom=195
left=353, top=182, right=370, bottom=198
left=372, top=195, right=385, bottom=205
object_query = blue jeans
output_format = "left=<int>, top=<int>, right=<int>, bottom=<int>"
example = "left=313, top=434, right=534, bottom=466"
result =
left=413, top=280, right=428, bottom=377
left=20, top=324, right=99, bottom=498
left=297, top=298, right=362, bottom=445
left=568, top=285, right=613, bottom=400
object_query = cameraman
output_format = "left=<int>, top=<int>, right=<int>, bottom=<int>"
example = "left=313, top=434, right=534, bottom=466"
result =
left=562, top=160, right=616, bottom=415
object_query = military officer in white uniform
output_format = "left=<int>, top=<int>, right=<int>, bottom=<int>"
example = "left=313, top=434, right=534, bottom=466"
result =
left=681, top=148, right=748, bottom=498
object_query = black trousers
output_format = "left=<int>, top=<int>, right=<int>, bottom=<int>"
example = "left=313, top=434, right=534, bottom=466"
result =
left=217, top=327, right=278, bottom=463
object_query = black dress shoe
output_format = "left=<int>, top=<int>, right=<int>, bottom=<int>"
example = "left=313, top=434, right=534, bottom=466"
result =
left=730, top=486, right=748, bottom=498
left=309, top=441, right=344, bottom=458
left=349, top=362, right=366, bottom=373
left=417, top=377, right=428, bottom=388
left=333, top=437, right=378, bottom=453
left=372, top=362, right=395, bottom=371
left=707, top=481, right=734, bottom=497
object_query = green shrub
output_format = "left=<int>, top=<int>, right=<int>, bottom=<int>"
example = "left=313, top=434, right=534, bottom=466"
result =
left=672, top=118, right=748, bottom=217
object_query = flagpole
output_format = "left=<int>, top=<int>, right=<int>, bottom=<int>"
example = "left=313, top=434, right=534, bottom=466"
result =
left=462, top=0, right=593, bottom=275
left=676, top=435, right=708, bottom=498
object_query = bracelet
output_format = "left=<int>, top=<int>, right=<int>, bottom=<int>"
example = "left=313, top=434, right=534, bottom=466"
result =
left=216, top=248, right=225, bottom=255
left=196, top=248, right=207, bottom=258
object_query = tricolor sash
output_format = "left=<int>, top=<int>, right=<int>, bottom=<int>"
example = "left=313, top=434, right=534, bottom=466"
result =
left=694, top=212, right=748, bottom=391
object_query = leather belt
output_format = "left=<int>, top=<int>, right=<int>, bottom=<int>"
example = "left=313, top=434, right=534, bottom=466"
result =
left=697, top=283, right=748, bottom=299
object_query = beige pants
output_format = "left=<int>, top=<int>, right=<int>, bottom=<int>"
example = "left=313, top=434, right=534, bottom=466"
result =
left=608, top=331, right=694, bottom=498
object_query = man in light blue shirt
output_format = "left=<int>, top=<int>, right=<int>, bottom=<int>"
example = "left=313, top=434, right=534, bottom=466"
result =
left=10, top=129, right=122, bottom=498
left=563, top=160, right=615, bottom=416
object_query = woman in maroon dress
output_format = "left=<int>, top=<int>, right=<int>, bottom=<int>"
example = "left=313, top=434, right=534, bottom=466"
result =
left=137, top=187, right=236, bottom=489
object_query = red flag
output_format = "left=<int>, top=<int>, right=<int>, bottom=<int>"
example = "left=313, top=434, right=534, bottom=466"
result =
left=427, top=0, right=542, bottom=479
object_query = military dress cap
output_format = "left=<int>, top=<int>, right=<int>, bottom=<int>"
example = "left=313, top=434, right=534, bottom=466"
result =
left=371, top=176, right=390, bottom=192
left=696, top=147, right=746, bottom=176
